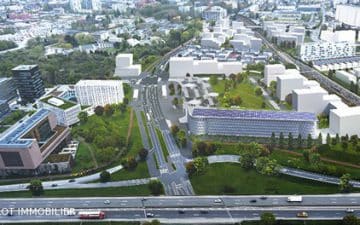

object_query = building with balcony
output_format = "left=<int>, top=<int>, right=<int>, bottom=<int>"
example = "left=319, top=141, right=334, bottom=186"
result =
left=75, top=80, right=124, bottom=106
left=300, top=41, right=356, bottom=62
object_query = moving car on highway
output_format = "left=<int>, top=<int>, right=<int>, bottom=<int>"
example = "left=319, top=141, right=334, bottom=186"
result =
left=297, top=212, right=308, bottom=218
left=78, top=211, right=105, bottom=219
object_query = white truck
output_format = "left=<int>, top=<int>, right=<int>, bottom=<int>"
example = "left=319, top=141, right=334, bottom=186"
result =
left=287, top=196, right=302, bottom=202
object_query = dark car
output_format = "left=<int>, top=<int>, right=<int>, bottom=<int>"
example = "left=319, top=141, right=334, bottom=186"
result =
left=200, top=210, right=208, bottom=214
left=146, top=213, right=154, bottom=218
left=68, top=179, right=76, bottom=183
left=178, top=210, right=185, bottom=214
left=260, top=196, right=267, bottom=200
left=51, top=184, right=58, bottom=187
left=250, top=199, right=257, bottom=203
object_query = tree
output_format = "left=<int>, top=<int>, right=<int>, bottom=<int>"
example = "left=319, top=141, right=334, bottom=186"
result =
left=138, top=148, right=148, bottom=161
left=148, top=179, right=164, bottom=196
left=104, top=104, right=115, bottom=116
left=118, top=103, right=127, bottom=114
left=326, top=133, right=331, bottom=145
left=288, top=133, right=294, bottom=150
left=340, top=173, right=352, bottom=193
left=172, top=97, right=179, bottom=107
left=342, top=141, right=349, bottom=151
left=270, top=132, right=276, bottom=150
left=342, top=214, right=359, bottom=225
left=94, top=106, right=104, bottom=116
left=100, top=171, right=111, bottom=183
left=350, top=135, right=358, bottom=147
left=193, top=157, right=208, bottom=174
left=78, top=111, right=88, bottom=123
left=255, top=87, right=263, bottom=96
left=297, top=134, right=303, bottom=149
left=279, top=132, right=284, bottom=149
left=256, top=157, right=279, bottom=176
left=309, top=153, right=321, bottom=167
left=170, top=125, right=180, bottom=135
left=29, top=179, right=44, bottom=196
left=260, top=212, right=276, bottom=225
left=307, top=134, right=313, bottom=148
left=239, top=143, right=261, bottom=169
left=303, top=150, right=310, bottom=162
left=186, top=161, right=196, bottom=176
left=317, top=133, right=323, bottom=146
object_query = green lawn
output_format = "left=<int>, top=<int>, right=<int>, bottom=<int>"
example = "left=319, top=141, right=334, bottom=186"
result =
left=211, top=79, right=270, bottom=110
left=270, top=150, right=360, bottom=180
left=156, top=128, right=169, bottom=162
left=191, top=163, right=342, bottom=195
left=71, top=142, right=96, bottom=173
left=0, top=185, right=151, bottom=198
left=109, top=161, right=150, bottom=181
left=242, top=221, right=341, bottom=225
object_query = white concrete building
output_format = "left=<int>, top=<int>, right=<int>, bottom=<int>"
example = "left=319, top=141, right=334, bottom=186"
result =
left=75, top=80, right=124, bottom=106
left=37, top=97, right=81, bottom=126
left=202, top=6, right=227, bottom=21
left=330, top=106, right=360, bottom=136
left=263, top=22, right=305, bottom=46
left=335, top=4, right=360, bottom=27
left=114, top=54, right=141, bottom=77
left=70, top=0, right=101, bottom=12
left=300, top=41, right=356, bottom=61
left=276, top=73, right=306, bottom=101
left=320, top=30, right=356, bottom=43
left=264, top=64, right=286, bottom=86
left=169, top=57, right=242, bottom=78
left=292, top=87, right=329, bottom=115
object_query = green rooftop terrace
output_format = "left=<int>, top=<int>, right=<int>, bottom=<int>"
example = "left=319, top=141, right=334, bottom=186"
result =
left=40, top=96, right=77, bottom=110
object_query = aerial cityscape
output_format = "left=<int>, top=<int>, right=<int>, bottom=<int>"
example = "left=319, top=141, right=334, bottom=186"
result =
left=0, top=0, right=360, bottom=224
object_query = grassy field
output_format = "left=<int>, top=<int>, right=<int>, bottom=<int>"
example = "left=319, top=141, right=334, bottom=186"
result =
left=156, top=128, right=169, bottom=162
left=71, top=142, right=96, bottom=173
left=0, top=185, right=151, bottom=198
left=211, top=79, right=270, bottom=110
left=191, top=163, right=343, bottom=195
left=270, top=150, right=360, bottom=180
left=109, top=161, right=150, bottom=181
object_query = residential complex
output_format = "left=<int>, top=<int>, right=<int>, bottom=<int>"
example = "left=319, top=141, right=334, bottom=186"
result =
left=37, top=96, right=82, bottom=126
left=202, top=6, right=227, bottom=21
left=69, top=0, right=102, bottom=12
left=300, top=41, right=356, bottom=62
left=263, top=22, right=305, bottom=47
left=0, top=109, right=70, bottom=173
left=188, top=107, right=317, bottom=138
left=75, top=80, right=124, bottom=106
left=335, top=4, right=360, bottom=27
left=11, top=65, right=45, bottom=104
left=169, top=57, right=243, bottom=78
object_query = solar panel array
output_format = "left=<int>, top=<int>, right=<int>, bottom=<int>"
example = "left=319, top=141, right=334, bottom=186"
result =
left=313, top=56, right=360, bottom=66
left=192, top=108, right=316, bottom=122
left=0, top=109, right=50, bottom=147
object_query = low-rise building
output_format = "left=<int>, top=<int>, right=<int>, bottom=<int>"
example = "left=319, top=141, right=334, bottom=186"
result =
left=202, top=6, right=227, bottom=21
left=276, top=73, right=306, bottom=101
left=114, top=54, right=141, bottom=77
left=37, top=96, right=81, bottom=126
left=264, top=64, right=286, bottom=87
left=330, top=106, right=360, bottom=136
left=169, top=57, right=243, bottom=78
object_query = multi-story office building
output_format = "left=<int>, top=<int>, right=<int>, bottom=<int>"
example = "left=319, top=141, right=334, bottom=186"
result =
left=37, top=96, right=82, bottom=126
left=335, top=4, right=360, bottom=27
left=0, top=101, right=10, bottom=119
left=0, top=78, right=17, bottom=103
left=0, top=109, right=70, bottom=171
left=12, top=65, right=45, bottom=104
left=75, top=80, right=124, bottom=106
left=114, top=54, right=141, bottom=77
left=300, top=41, right=356, bottom=62
left=70, top=0, right=101, bottom=12
left=202, top=6, right=227, bottom=21
left=188, top=107, right=316, bottom=138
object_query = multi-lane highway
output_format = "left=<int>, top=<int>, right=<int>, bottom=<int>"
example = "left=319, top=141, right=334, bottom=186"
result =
left=0, top=195, right=359, bottom=223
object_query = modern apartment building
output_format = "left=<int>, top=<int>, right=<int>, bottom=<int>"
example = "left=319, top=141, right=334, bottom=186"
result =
left=335, top=4, right=360, bottom=27
left=202, top=6, right=227, bottom=21
left=0, top=78, right=17, bottom=103
left=37, top=96, right=82, bottom=126
left=75, top=80, right=124, bottom=106
left=0, top=109, right=70, bottom=171
left=113, top=54, right=141, bottom=77
left=70, top=0, right=101, bottom=12
left=188, top=107, right=316, bottom=138
left=12, top=65, right=45, bottom=104
left=300, top=41, right=356, bottom=62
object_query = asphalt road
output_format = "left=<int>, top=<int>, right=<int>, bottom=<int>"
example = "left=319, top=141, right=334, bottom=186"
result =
left=0, top=196, right=359, bottom=223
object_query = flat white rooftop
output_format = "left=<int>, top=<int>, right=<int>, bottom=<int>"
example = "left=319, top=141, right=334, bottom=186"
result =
left=76, top=80, right=122, bottom=86
left=331, top=106, right=360, bottom=117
